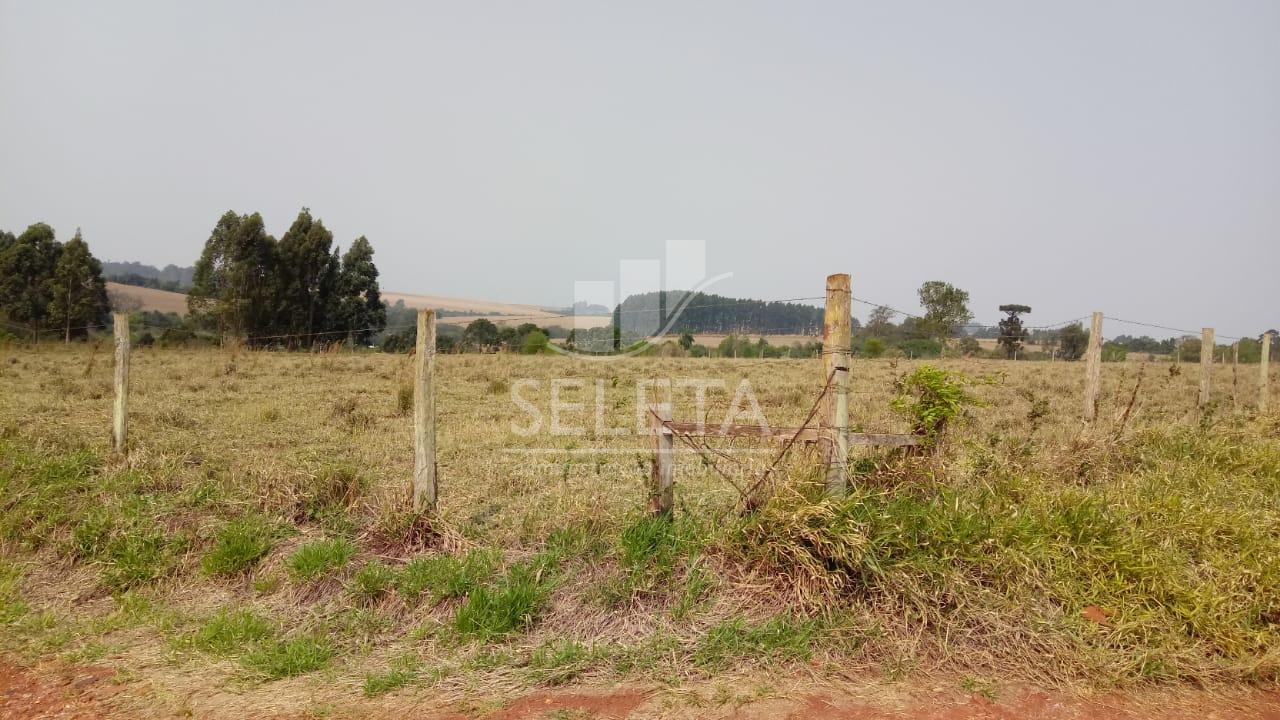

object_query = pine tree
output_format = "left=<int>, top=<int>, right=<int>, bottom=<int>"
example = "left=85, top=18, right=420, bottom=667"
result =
left=47, top=229, right=109, bottom=342
left=337, top=236, right=385, bottom=345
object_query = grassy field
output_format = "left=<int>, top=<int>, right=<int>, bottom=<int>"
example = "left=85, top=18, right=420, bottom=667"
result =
left=0, top=345, right=1277, bottom=714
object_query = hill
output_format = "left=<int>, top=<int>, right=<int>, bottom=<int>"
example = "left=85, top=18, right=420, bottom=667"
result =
left=105, top=282, right=189, bottom=315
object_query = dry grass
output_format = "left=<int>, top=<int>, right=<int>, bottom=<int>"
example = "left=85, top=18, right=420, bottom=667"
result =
left=0, top=345, right=1277, bottom=710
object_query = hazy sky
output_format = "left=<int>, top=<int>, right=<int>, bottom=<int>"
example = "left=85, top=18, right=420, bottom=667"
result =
left=2, top=1, right=1277, bottom=336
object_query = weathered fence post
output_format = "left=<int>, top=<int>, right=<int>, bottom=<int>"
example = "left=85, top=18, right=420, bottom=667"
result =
left=1261, top=332, right=1273, bottom=413
left=1082, top=311, right=1103, bottom=424
left=112, top=312, right=130, bottom=455
left=648, top=403, right=674, bottom=516
left=1199, top=327, right=1214, bottom=408
left=1232, top=342, right=1239, bottom=411
left=413, top=309, right=437, bottom=512
left=822, top=273, right=851, bottom=498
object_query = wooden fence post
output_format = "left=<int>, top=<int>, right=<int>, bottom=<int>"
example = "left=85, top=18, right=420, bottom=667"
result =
left=822, top=273, right=851, bottom=498
left=1232, top=342, right=1239, bottom=411
left=413, top=309, right=437, bottom=512
left=1261, top=332, right=1272, bottom=413
left=112, top=312, right=130, bottom=455
left=1199, top=327, right=1213, bottom=408
left=648, top=403, right=674, bottom=516
left=1082, top=311, right=1103, bottom=424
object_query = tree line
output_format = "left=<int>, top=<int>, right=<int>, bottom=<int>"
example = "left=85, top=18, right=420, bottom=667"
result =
left=0, top=224, right=110, bottom=342
left=614, top=290, right=826, bottom=335
left=187, top=209, right=386, bottom=347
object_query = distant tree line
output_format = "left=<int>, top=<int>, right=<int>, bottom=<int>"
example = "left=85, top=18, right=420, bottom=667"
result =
left=106, top=272, right=188, bottom=293
left=187, top=208, right=386, bottom=347
left=0, top=223, right=110, bottom=343
left=101, top=261, right=194, bottom=291
left=614, top=291, right=826, bottom=335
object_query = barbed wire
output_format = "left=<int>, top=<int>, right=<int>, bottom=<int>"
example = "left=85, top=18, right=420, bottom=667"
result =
left=2, top=289, right=1266, bottom=348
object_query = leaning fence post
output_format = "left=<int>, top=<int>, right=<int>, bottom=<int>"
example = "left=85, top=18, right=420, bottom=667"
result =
left=413, top=309, right=437, bottom=512
left=1261, top=332, right=1273, bottom=413
left=1082, top=311, right=1103, bottom=424
left=822, top=273, right=851, bottom=497
left=1199, top=327, right=1214, bottom=408
left=112, top=312, right=130, bottom=455
left=648, top=403, right=674, bottom=517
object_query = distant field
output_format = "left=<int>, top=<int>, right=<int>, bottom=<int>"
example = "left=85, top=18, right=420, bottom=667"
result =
left=106, top=281, right=188, bottom=315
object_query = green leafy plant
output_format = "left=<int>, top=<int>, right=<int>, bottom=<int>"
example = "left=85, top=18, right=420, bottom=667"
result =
left=891, top=365, right=982, bottom=445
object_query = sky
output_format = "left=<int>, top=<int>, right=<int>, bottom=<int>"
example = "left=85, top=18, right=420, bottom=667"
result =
left=1, top=0, right=1277, bottom=337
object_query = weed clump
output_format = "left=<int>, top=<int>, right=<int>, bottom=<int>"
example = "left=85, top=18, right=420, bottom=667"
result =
left=398, top=549, right=499, bottom=604
left=349, top=561, right=396, bottom=604
left=202, top=515, right=278, bottom=576
left=288, top=538, right=356, bottom=582
left=244, top=636, right=335, bottom=679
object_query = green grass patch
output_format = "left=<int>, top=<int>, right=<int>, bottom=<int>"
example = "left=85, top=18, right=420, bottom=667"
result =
left=192, top=608, right=276, bottom=656
left=398, top=549, right=499, bottom=604
left=243, top=636, right=335, bottom=679
left=362, top=653, right=422, bottom=696
left=693, top=615, right=822, bottom=669
left=202, top=515, right=278, bottom=576
left=453, top=561, right=555, bottom=641
left=287, top=538, right=356, bottom=582
left=349, top=561, right=396, bottom=604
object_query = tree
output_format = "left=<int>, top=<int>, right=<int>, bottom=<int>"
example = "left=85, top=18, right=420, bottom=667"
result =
left=520, top=330, right=549, bottom=354
left=336, top=236, right=385, bottom=345
left=1057, top=322, right=1088, bottom=360
left=463, top=318, right=500, bottom=350
left=917, top=281, right=973, bottom=340
left=678, top=331, right=694, bottom=351
left=188, top=211, right=279, bottom=342
left=46, top=229, right=109, bottom=342
left=277, top=208, right=338, bottom=344
left=996, top=304, right=1031, bottom=359
left=958, top=336, right=981, bottom=357
left=865, top=305, right=896, bottom=337
left=0, top=223, right=61, bottom=342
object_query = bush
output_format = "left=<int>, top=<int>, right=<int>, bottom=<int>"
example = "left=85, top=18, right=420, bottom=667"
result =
left=891, top=365, right=980, bottom=443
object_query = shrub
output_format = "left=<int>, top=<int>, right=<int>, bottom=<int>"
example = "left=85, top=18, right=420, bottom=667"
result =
left=891, top=365, right=980, bottom=443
